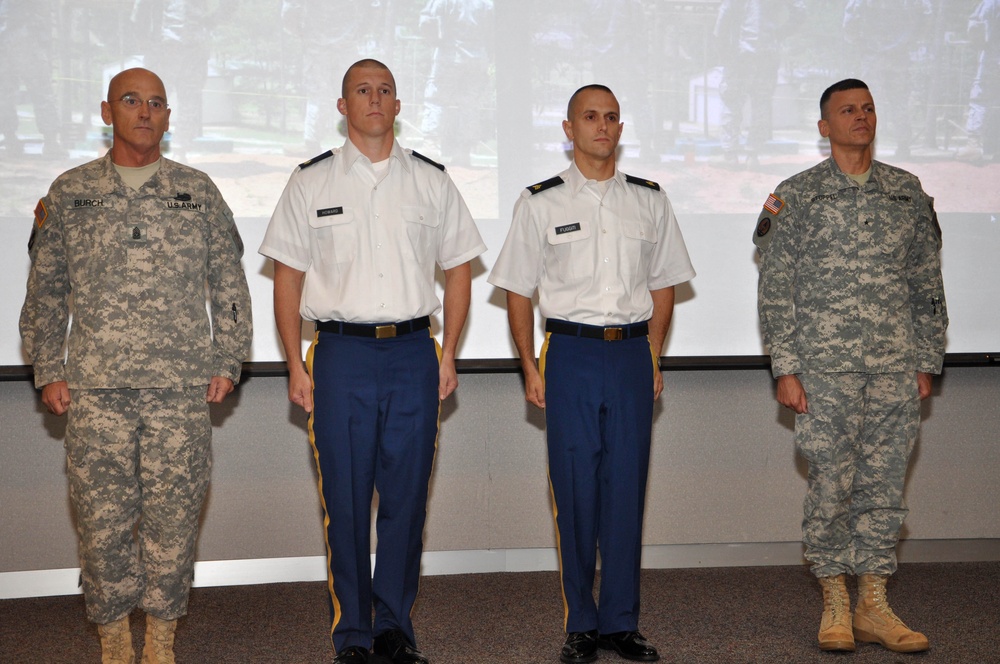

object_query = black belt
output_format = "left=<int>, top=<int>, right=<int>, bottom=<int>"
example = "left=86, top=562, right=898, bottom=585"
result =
left=545, top=319, right=649, bottom=341
left=316, top=316, right=430, bottom=339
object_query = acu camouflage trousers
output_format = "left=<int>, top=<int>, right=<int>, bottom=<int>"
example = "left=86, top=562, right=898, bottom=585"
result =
left=65, top=386, right=211, bottom=624
left=795, top=372, right=920, bottom=578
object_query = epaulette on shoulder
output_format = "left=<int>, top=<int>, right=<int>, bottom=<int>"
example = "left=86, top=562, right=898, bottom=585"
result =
left=411, top=150, right=445, bottom=171
left=625, top=174, right=661, bottom=191
left=526, top=176, right=564, bottom=195
left=299, top=150, right=334, bottom=169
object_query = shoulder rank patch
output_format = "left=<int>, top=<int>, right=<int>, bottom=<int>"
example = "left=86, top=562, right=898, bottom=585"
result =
left=299, top=150, right=334, bottom=169
left=411, top=150, right=446, bottom=171
left=34, top=199, right=49, bottom=228
left=526, top=176, right=564, bottom=194
left=625, top=174, right=660, bottom=191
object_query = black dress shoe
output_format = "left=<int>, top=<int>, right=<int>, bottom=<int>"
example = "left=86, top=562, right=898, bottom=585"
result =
left=560, top=630, right=598, bottom=664
left=597, top=631, right=659, bottom=662
left=372, top=628, right=429, bottom=664
left=333, top=645, right=370, bottom=664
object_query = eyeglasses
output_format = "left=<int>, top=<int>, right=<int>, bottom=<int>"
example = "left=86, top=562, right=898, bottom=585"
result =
left=113, top=94, right=169, bottom=112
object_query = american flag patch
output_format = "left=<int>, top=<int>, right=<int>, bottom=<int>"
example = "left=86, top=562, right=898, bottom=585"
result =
left=763, top=193, right=784, bottom=215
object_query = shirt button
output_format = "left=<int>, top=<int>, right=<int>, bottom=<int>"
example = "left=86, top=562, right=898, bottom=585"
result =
left=378, top=273, right=384, bottom=278
left=604, top=257, right=609, bottom=263
left=380, top=303, right=386, bottom=308
left=602, top=228, right=607, bottom=234
left=375, top=213, right=380, bottom=219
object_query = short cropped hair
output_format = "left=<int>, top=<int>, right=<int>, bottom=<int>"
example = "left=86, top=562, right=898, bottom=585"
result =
left=567, top=84, right=615, bottom=119
left=819, top=79, right=869, bottom=118
left=341, top=59, right=396, bottom=99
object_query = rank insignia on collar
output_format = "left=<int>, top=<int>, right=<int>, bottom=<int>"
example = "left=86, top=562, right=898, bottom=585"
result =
left=34, top=199, right=48, bottom=228
left=174, top=193, right=192, bottom=201
left=763, top=193, right=784, bottom=215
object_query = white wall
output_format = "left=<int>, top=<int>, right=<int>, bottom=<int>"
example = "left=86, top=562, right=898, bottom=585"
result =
left=2, top=366, right=998, bottom=595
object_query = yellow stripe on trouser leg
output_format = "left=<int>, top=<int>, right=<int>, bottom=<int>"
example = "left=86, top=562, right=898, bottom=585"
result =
left=305, top=332, right=343, bottom=643
left=538, top=332, right=570, bottom=629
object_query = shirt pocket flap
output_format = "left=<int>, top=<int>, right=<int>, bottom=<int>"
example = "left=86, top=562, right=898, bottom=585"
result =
left=620, top=217, right=657, bottom=243
left=401, top=205, right=440, bottom=228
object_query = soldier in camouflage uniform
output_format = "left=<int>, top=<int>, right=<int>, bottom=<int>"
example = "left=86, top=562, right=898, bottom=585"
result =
left=19, top=68, right=252, bottom=664
left=754, top=79, right=946, bottom=654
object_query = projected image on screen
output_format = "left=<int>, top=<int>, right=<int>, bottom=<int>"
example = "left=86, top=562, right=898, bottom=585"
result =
left=1, top=0, right=997, bottom=366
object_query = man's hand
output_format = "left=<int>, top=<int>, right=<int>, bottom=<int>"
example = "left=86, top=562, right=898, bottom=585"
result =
left=439, top=356, right=459, bottom=400
left=287, top=366, right=314, bottom=413
left=206, top=377, right=235, bottom=403
left=523, top=364, right=545, bottom=409
left=653, top=367, right=664, bottom=400
left=41, top=381, right=71, bottom=415
left=917, top=372, right=933, bottom=400
left=776, top=374, right=808, bottom=414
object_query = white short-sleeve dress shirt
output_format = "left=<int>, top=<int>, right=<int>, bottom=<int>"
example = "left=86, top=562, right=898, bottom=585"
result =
left=488, top=162, right=695, bottom=326
left=260, top=139, right=486, bottom=323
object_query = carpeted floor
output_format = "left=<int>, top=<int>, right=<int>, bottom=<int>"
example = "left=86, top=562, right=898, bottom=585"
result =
left=1, top=562, right=996, bottom=663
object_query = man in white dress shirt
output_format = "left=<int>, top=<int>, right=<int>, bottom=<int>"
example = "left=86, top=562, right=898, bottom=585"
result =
left=259, top=59, right=486, bottom=664
left=488, top=84, right=695, bottom=664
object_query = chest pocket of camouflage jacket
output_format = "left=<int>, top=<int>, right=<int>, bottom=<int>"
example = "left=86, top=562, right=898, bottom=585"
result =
left=308, top=207, right=357, bottom=265
left=153, top=210, right=208, bottom=281
left=63, top=207, right=126, bottom=284
left=872, top=207, right=917, bottom=267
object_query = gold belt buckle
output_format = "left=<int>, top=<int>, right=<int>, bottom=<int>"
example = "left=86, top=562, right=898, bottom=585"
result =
left=604, top=327, right=623, bottom=341
left=375, top=324, right=397, bottom=339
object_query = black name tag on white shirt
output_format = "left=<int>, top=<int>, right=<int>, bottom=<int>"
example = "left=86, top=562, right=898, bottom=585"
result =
left=555, top=222, right=581, bottom=235
left=317, top=207, right=343, bottom=217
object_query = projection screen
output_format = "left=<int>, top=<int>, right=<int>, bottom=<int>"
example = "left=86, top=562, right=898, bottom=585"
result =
left=1, top=0, right=997, bottom=367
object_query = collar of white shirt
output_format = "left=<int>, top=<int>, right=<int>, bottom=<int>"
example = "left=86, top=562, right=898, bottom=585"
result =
left=340, top=138, right=412, bottom=176
left=565, top=160, right=627, bottom=197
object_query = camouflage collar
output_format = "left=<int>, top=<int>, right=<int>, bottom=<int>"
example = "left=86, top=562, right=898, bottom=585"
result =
left=824, top=156, right=883, bottom=193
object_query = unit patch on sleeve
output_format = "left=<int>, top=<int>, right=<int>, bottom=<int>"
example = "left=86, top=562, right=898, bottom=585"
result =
left=753, top=193, right=786, bottom=252
left=34, top=199, right=48, bottom=228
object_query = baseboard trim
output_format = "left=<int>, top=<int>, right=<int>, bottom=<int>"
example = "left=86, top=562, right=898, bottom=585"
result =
left=3, top=539, right=997, bottom=600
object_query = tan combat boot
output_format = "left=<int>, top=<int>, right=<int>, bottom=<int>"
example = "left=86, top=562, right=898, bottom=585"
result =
left=853, top=574, right=929, bottom=653
left=141, top=614, right=178, bottom=664
left=817, top=575, right=855, bottom=651
left=97, top=615, right=135, bottom=664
